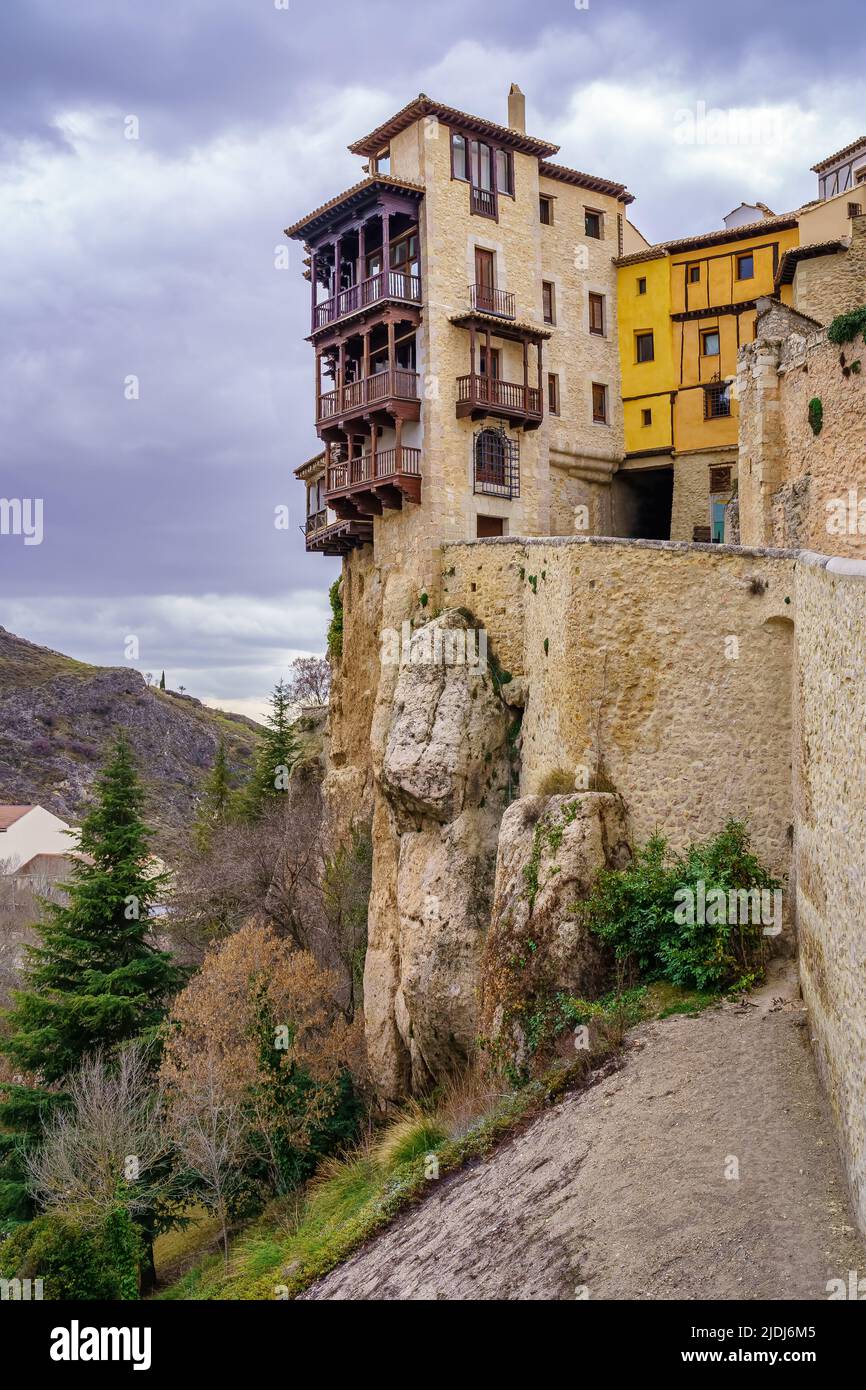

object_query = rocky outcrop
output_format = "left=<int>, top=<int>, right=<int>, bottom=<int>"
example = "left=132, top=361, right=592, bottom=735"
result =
left=365, top=610, right=514, bottom=1095
left=480, top=792, right=631, bottom=1072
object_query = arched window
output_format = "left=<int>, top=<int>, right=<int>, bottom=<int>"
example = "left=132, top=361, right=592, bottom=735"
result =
left=473, top=427, right=519, bottom=498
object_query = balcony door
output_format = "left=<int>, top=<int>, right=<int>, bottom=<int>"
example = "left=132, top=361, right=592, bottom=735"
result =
left=475, top=248, right=495, bottom=313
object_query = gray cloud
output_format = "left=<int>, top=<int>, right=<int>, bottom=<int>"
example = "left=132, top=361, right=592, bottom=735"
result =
left=1, top=0, right=862, bottom=710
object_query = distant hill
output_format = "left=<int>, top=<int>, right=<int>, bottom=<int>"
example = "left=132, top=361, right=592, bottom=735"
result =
left=0, top=626, right=262, bottom=845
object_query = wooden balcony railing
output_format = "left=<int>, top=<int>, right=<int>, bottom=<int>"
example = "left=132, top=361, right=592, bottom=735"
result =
left=327, top=446, right=421, bottom=494
left=317, top=368, right=420, bottom=422
left=313, top=269, right=421, bottom=330
left=470, top=185, right=497, bottom=220
left=469, top=283, right=515, bottom=318
left=304, top=508, right=328, bottom=536
left=456, top=373, right=542, bottom=418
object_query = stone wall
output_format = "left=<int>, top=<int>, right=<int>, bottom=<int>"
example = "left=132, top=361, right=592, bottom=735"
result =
left=738, top=300, right=866, bottom=557
left=443, top=536, right=796, bottom=874
left=792, top=214, right=866, bottom=324
left=794, top=552, right=866, bottom=1232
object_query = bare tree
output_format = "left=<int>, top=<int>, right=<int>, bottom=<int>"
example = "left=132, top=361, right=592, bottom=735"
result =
left=286, top=655, right=331, bottom=707
left=167, top=1054, right=248, bottom=1265
left=26, top=1043, right=172, bottom=1222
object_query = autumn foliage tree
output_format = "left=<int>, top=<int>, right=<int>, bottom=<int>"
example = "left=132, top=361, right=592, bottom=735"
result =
left=160, top=921, right=365, bottom=1211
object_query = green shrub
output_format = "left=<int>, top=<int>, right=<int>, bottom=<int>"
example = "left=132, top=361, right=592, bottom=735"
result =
left=577, top=820, right=779, bottom=992
left=827, top=305, right=866, bottom=345
left=327, top=578, right=343, bottom=661
left=0, top=1207, right=142, bottom=1300
left=808, top=397, right=824, bottom=436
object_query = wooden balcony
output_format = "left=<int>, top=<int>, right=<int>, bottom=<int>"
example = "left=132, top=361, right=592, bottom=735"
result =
left=313, top=269, right=421, bottom=332
left=456, top=373, right=542, bottom=428
left=325, top=445, right=421, bottom=515
left=471, top=185, right=497, bottom=220
left=303, top=508, right=373, bottom=555
left=317, top=367, right=421, bottom=429
left=469, top=283, right=515, bottom=318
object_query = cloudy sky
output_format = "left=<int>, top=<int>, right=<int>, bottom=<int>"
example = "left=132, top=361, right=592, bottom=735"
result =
left=1, top=0, right=861, bottom=720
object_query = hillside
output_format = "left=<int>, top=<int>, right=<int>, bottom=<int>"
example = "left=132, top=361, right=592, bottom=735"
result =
left=0, top=626, right=261, bottom=842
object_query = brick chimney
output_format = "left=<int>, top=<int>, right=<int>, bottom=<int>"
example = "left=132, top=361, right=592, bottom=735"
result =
left=508, top=83, right=526, bottom=134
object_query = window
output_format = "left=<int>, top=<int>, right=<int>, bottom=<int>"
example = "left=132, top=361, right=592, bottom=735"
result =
left=704, top=382, right=732, bottom=419
left=495, top=149, right=514, bottom=196
left=478, top=346, right=500, bottom=379
left=848, top=202, right=862, bottom=217
left=548, top=373, right=560, bottom=416
left=642, top=408, right=652, bottom=427
left=474, top=427, right=520, bottom=498
left=542, top=280, right=556, bottom=324
left=585, top=209, right=602, bottom=239
left=635, top=331, right=654, bottom=363
left=451, top=132, right=468, bottom=181
left=539, top=195, right=554, bottom=225
left=474, top=246, right=495, bottom=311
left=857, top=168, right=866, bottom=185
left=470, top=139, right=493, bottom=192
left=637, top=276, right=647, bottom=295
left=688, top=264, right=701, bottom=284
left=701, top=330, right=720, bottom=356
left=592, top=383, right=608, bottom=424
left=390, top=231, right=419, bottom=279
left=589, top=292, right=605, bottom=336
left=736, top=253, right=754, bottom=280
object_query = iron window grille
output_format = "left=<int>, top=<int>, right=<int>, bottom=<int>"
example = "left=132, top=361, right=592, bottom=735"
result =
left=704, top=382, right=732, bottom=419
left=473, top=426, right=520, bottom=499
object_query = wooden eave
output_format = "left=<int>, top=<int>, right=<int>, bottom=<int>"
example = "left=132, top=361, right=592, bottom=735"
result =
left=294, top=451, right=326, bottom=480
left=284, top=176, right=425, bottom=241
left=449, top=310, right=552, bottom=343
left=539, top=160, right=634, bottom=204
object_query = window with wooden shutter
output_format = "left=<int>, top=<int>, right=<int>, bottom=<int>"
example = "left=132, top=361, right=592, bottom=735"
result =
left=589, top=293, right=605, bottom=336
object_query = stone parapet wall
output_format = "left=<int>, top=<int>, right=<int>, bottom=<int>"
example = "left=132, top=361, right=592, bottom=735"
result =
left=443, top=536, right=796, bottom=873
left=794, top=551, right=866, bottom=1233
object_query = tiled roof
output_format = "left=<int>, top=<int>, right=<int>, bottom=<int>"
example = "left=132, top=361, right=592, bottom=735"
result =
left=812, top=137, right=866, bottom=173
left=284, top=175, right=425, bottom=241
left=775, top=239, right=849, bottom=287
left=615, top=212, right=800, bottom=267
left=539, top=160, right=634, bottom=204
left=0, top=805, right=34, bottom=831
left=449, top=311, right=552, bottom=340
left=348, top=93, right=560, bottom=159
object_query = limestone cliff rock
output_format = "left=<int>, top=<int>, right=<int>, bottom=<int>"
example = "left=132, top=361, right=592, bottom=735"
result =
left=365, top=610, right=513, bottom=1095
left=479, top=792, right=631, bottom=1068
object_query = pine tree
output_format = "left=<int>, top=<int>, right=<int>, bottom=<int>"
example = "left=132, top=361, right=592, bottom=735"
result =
left=159, top=671, right=166, bottom=690
left=193, top=738, right=235, bottom=849
left=0, top=733, right=186, bottom=1223
left=243, top=679, right=298, bottom=818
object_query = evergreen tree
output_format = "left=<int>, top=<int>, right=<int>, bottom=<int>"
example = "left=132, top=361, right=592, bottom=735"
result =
left=159, top=671, right=166, bottom=690
left=193, top=738, right=235, bottom=849
left=0, top=733, right=186, bottom=1223
left=243, top=679, right=298, bottom=818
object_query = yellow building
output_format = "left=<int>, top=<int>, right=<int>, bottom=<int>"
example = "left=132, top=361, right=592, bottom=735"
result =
left=616, top=210, right=799, bottom=541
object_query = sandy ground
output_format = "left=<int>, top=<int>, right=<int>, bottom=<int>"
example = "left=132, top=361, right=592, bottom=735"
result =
left=304, top=961, right=864, bottom=1300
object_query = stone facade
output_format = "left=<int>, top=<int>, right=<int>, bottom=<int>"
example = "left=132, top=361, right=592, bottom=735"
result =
left=738, top=298, right=866, bottom=557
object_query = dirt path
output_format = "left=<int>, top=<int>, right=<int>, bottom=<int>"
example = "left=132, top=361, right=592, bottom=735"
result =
left=304, top=962, right=864, bottom=1300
